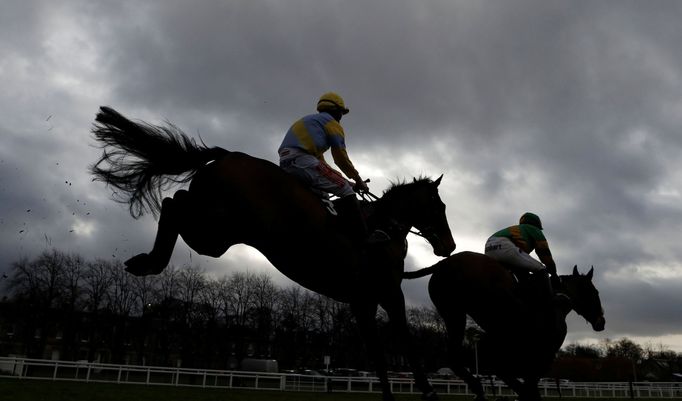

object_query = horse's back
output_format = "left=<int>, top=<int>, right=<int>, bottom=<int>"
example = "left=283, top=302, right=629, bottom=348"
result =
left=429, top=251, right=512, bottom=297
left=429, top=251, right=524, bottom=331
left=192, top=151, right=326, bottom=219
left=193, top=151, right=288, bottom=193
left=186, top=151, right=359, bottom=299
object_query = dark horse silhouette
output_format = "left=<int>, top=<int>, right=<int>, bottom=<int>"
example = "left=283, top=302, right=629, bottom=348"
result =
left=404, top=251, right=605, bottom=401
left=90, top=106, right=456, bottom=401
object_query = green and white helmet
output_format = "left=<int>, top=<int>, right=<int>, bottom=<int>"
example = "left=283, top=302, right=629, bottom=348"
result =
left=520, top=212, right=543, bottom=230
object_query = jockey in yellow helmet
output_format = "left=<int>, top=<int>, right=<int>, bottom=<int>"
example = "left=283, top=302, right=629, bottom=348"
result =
left=278, top=92, right=373, bottom=247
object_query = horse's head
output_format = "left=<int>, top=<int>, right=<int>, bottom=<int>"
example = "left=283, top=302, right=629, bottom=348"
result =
left=561, top=265, right=606, bottom=332
left=380, top=175, right=456, bottom=257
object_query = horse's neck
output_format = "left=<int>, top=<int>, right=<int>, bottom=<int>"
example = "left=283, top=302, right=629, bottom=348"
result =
left=546, top=285, right=572, bottom=353
left=557, top=275, right=580, bottom=317
left=369, top=200, right=410, bottom=237
left=550, top=320, right=569, bottom=354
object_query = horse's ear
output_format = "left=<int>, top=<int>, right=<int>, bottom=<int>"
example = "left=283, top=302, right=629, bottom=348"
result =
left=587, top=266, right=594, bottom=280
left=434, top=174, right=443, bottom=187
left=572, top=265, right=579, bottom=276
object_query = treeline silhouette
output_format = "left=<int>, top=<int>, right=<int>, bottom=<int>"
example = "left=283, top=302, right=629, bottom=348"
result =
left=1, top=249, right=680, bottom=381
left=0, top=249, right=447, bottom=372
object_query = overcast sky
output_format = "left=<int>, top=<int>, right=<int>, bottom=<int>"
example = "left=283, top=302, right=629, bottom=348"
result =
left=2, top=0, right=682, bottom=353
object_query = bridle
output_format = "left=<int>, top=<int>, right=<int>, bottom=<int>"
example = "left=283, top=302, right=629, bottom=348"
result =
left=359, top=189, right=434, bottom=240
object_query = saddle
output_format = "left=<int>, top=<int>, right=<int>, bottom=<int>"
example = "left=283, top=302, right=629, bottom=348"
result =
left=286, top=170, right=392, bottom=247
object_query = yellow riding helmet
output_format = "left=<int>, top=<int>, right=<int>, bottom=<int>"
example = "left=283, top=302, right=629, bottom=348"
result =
left=316, top=92, right=350, bottom=115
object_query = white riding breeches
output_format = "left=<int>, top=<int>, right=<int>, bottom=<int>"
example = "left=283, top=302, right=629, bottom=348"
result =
left=484, top=236, right=546, bottom=272
left=279, top=148, right=355, bottom=198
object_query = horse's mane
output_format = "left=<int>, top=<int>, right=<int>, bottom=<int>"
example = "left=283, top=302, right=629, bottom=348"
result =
left=381, top=176, right=434, bottom=201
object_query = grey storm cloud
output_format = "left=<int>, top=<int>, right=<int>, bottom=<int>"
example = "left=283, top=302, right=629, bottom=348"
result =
left=2, top=0, right=682, bottom=350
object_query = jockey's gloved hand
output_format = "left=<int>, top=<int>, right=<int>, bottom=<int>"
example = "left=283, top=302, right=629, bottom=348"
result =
left=354, top=178, right=369, bottom=192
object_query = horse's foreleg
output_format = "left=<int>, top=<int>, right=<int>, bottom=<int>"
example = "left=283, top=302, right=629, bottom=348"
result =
left=518, top=377, right=542, bottom=401
left=350, top=302, right=395, bottom=401
left=125, top=193, right=183, bottom=276
left=498, top=375, right=525, bottom=399
left=380, top=291, right=437, bottom=401
left=148, top=193, right=185, bottom=264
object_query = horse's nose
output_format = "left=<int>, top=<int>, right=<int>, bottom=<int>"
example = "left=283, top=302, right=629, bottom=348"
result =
left=436, top=240, right=455, bottom=257
left=592, top=316, right=606, bottom=332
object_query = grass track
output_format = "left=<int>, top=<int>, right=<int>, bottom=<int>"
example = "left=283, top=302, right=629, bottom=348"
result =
left=0, top=379, right=673, bottom=401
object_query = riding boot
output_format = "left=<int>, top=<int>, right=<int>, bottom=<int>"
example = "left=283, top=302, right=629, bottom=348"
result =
left=541, top=270, right=571, bottom=309
left=336, top=195, right=370, bottom=250
left=524, top=270, right=553, bottom=323
left=539, top=269, right=555, bottom=300
left=533, top=270, right=570, bottom=332
left=509, top=268, right=530, bottom=300
left=334, top=195, right=372, bottom=279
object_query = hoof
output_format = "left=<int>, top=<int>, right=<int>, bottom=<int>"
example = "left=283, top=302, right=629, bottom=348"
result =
left=422, top=390, right=439, bottom=401
left=124, top=253, right=164, bottom=276
left=381, top=391, right=396, bottom=401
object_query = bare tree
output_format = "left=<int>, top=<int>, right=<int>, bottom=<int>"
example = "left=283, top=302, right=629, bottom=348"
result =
left=8, top=250, right=66, bottom=309
left=560, top=342, right=603, bottom=358
left=407, top=306, right=443, bottom=332
left=199, top=277, right=223, bottom=323
left=249, top=273, right=277, bottom=330
left=6, top=256, right=38, bottom=300
left=82, top=259, right=114, bottom=313
left=221, top=272, right=256, bottom=328
left=130, top=275, right=158, bottom=316
left=278, top=285, right=315, bottom=334
left=6, top=250, right=70, bottom=357
left=155, top=265, right=181, bottom=302
left=177, top=265, right=207, bottom=324
left=60, top=253, right=85, bottom=311
left=106, top=261, right=136, bottom=316
left=311, top=292, right=339, bottom=334
left=643, top=342, right=678, bottom=360
left=603, top=337, right=644, bottom=361
left=57, top=253, right=86, bottom=360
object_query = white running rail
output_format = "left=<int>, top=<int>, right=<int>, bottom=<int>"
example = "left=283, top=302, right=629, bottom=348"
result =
left=1, top=357, right=681, bottom=398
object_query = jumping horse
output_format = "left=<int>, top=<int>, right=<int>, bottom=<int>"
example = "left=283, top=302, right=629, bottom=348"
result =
left=90, top=106, right=456, bottom=401
left=404, top=251, right=605, bottom=401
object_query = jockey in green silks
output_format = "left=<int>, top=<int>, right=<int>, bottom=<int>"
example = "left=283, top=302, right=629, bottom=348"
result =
left=485, top=212, right=562, bottom=296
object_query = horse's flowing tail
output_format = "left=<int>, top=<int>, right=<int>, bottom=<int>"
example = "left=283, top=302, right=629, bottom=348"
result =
left=90, top=106, right=229, bottom=218
left=403, top=260, right=446, bottom=279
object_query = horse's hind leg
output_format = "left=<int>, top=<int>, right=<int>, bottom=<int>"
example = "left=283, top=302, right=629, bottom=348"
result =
left=124, top=191, right=184, bottom=276
left=440, top=308, right=487, bottom=400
